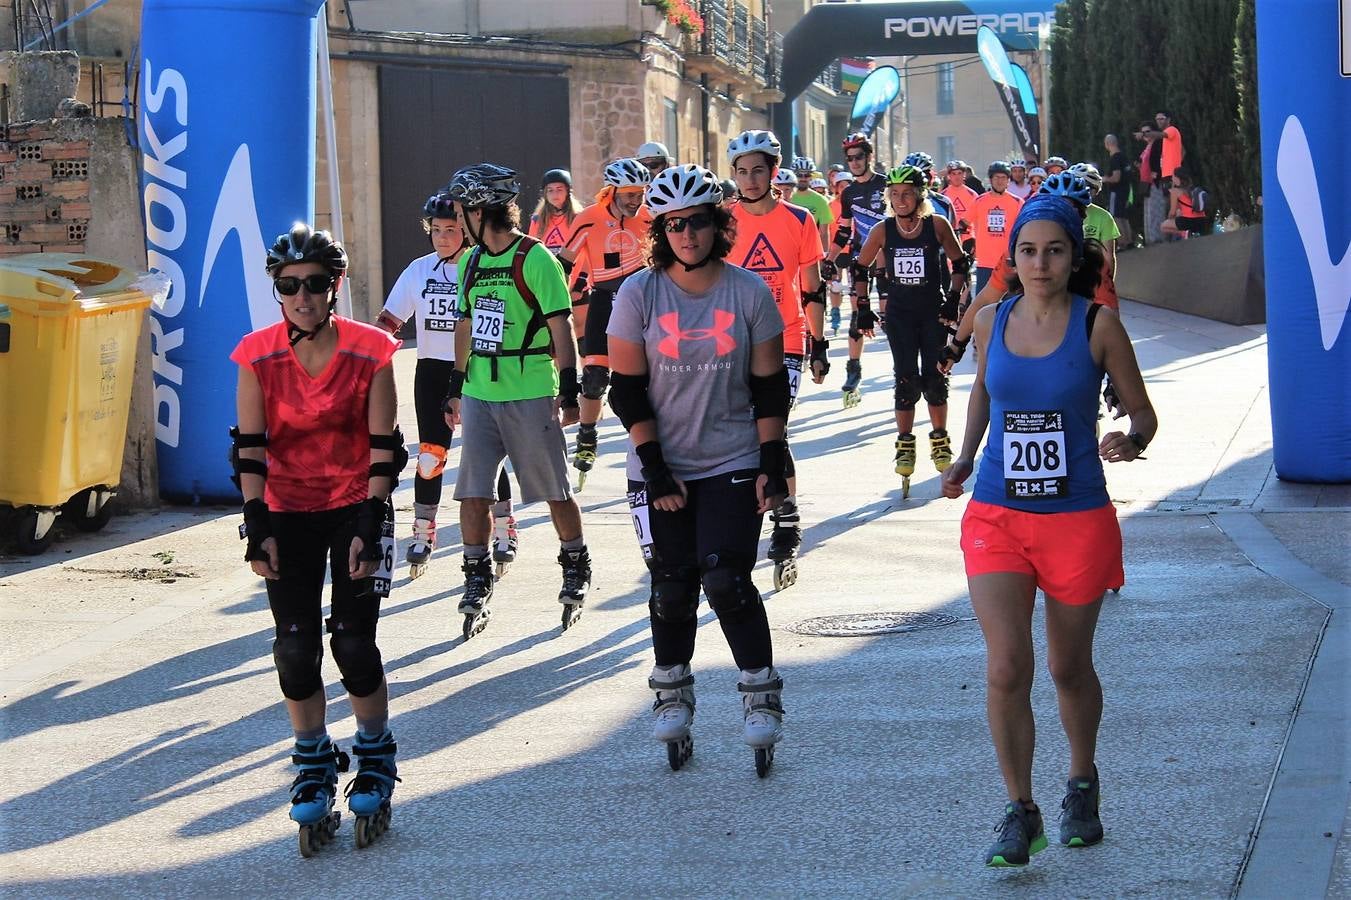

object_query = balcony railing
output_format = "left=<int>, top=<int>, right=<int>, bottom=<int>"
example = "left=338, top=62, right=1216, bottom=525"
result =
left=815, top=60, right=842, bottom=92
left=688, top=0, right=778, bottom=95
left=751, top=16, right=768, bottom=84
left=732, top=3, right=750, bottom=71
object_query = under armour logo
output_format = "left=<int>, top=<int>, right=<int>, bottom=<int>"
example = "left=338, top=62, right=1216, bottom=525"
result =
left=657, top=310, right=737, bottom=358
left=1277, top=115, right=1350, bottom=350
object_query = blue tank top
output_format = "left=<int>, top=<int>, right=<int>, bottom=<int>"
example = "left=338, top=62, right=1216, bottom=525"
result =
left=973, top=294, right=1109, bottom=512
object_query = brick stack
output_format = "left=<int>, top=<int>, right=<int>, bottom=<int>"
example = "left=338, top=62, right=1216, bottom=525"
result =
left=0, top=121, right=93, bottom=256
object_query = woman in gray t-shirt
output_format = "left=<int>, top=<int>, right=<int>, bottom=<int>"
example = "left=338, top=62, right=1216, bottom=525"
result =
left=605, top=164, right=791, bottom=778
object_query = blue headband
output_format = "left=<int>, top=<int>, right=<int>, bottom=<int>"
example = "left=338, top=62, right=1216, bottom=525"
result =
left=1008, top=195, right=1084, bottom=261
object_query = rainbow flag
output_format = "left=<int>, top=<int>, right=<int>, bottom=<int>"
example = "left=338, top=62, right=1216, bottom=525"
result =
left=840, top=58, right=874, bottom=93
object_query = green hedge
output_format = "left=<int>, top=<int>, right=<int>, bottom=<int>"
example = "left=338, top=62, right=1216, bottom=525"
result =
left=1049, top=0, right=1260, bottom=222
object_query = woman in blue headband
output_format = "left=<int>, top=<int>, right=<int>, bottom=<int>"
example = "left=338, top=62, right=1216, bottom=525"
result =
left=941, top=194, right=1158, bottom=868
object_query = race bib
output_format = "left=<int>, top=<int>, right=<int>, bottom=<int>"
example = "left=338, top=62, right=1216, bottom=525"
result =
left=988, top=209, right=1007, bottom=234
left=627, top=487, right=655, bottom=560
left=423, top=281, right=458, bottom=329
left=892, top=247, right=926, bottom=285
left=1003, top=411, right=1068, bottom=500
left=471, top=295, right=506, bottom=355
left=785, top=355, right=803, bottom=405
left=371, top=497, right=396, bottom=597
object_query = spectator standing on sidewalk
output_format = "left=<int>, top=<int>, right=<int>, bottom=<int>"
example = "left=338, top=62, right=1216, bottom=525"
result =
left=1155, top=111, right=1185, bottom=184
left=1102, top=135, right=1133, bottom=250
left=1135, top=123, right=1165, bottom=245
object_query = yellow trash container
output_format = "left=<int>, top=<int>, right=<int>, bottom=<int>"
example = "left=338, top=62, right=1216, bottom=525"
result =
left=0, top=254, right=161, bottom=553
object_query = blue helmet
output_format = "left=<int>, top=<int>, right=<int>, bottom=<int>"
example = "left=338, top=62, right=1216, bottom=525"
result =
left=1038, top=171, right=1093, bottom=207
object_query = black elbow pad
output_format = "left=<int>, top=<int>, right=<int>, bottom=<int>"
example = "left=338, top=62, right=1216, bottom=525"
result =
left=609, top=372, right=656, bottom=430
left=749, top=367, right=791, bottom=420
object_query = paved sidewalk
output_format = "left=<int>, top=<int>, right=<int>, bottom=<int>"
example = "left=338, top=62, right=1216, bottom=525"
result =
left=1, top=301, right=1345, bottom=897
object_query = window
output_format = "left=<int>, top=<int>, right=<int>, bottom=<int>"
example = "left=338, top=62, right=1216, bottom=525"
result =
left=937, top=136, right=956, bottom=166
left=664, top=99, right=680, bottom=162
left=937, top=62, right=954, bottom=115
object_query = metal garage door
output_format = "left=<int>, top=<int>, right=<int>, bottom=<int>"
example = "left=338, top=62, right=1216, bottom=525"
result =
left=378, top=64, right=571, bottom=299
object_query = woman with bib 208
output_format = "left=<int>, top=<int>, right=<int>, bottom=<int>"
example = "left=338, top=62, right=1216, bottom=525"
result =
left=941, top=196, right=1157, bottom=868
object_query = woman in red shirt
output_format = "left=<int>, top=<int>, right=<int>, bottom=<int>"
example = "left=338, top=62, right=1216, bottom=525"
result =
left=231, top=224, right=404, bottom=855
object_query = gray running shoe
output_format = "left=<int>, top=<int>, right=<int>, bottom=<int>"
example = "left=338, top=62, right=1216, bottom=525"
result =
left=984, top=800, right=1047, bottom=867
left=1059, top=768, right=1104, bottom=847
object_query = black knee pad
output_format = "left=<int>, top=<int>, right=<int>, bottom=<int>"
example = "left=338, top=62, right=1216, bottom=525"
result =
left=581, top=364, right=610, bottom=400
left=921, top=372, right=949, bottom=406
left=649, top=566, right=700, bottom=623
left=701, top=554, right=761, bottom=616
left=894, top=375, right=922, bottom=411
left=272, top=625, right=324, bottom=701
left=327, top=616, right=384, bottom=698
left=784, top=444, right=796, bottom=479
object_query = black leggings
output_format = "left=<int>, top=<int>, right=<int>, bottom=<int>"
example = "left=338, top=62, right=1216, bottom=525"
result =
left=413, top=357, right=510, bottom=507
left=881, top=300, right=949, bottom=411
left=629, top=469, right=773, bottom=671
left=266, top=504, right=385, bottom=700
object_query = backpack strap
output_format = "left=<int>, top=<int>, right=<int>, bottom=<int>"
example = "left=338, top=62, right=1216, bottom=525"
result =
left=1086, top=299, right=1102, bottom=339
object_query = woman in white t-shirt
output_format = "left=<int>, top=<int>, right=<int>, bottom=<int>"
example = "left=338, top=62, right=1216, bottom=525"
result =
left=378, top=193, right=517, bottom=579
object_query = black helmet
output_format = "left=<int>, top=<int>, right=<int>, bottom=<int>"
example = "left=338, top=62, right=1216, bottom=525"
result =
left=266, top=222, right=347, bottom=277
left=446, top=163, right=520, bottom=208
left=988, top=161, right=1012, bottom=178
left=421, top=192, right=456, bottom=220
left=719, top=178, right=738, bottom=201
left=542, top=168, right=572, bottom=188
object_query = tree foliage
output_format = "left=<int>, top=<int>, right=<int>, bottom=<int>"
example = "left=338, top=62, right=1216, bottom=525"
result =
left=1048, top=0, right=1260, bottom=221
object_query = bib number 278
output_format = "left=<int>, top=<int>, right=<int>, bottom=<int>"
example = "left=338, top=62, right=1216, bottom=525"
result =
left=471, top=296, right=506, bottom=355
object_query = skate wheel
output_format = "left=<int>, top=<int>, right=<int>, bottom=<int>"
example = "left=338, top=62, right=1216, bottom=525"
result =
left=667, top=735, right=693, bottom=771
left=755, top=746, right=774, bottom=778
left=495, top=562, right=508, bottom=581
left=298, top=824, right=316, bottom=857
left=902, top=475, right=911, bottom=500
left=408, top=563, right=426, bottom=581
left=462, top=608, right=491, bottom=641
left=561, top=604, right=583, bottom=631
left=355, top=816, right=371, bottom=849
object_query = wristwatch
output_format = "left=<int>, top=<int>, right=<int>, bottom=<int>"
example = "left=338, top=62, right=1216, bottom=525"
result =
left=1127, top=432, right=1150, bottom=453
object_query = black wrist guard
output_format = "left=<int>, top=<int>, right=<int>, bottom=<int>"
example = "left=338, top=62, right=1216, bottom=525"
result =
left=810, top=336, right=830, bottom=367
left=939, top=289, right=961, bottom=322
left=833, top=224, right=851, bottom=250
left=355, top=497, right=386, bottom=563
left=559, top=365, right=580, bottom=408
left=759, top=439, right=789, bottom=499
left=240, top=498, right=272, bottom=562
left=636, top=441, right=681, bottom=502
left=950, top=252, right=972, bottom=277
left=855, top=303, right=878, bottom=332
left=819, top=259, right=837, bottom=282
left=442, top=369, right=466, bottom=411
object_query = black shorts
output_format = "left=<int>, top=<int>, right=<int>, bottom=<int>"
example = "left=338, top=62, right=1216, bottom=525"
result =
left=265, top=503, right=381, bottom=633
left=583, top=287, right=616, bottom=363
left=1176, top=215, right=1208, bottom=234
left=628, top=468, right=764, bottom=575
left=413, top=357, right=455, bottom=448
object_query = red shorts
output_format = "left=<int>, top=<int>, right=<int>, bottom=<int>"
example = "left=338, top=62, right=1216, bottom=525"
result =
left=960, top=500, right=1124, bottom=605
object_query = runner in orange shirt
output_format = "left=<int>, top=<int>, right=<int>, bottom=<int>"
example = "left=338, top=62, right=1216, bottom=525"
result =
left=727, top=129, right=827, bottom=590
left=557, top=158, right=652, bottom=486
left=968, top=162, right=1024, bottom=298
left=529, top=168, right=592, bottom=344
left=942, top=160, right=980, bottom=239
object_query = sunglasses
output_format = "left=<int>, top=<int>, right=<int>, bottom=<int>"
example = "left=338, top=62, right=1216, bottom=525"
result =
left=275, top=274, right=336, bottom=296
left=844, top=152, right=867, bottom=162
left=662, top=212, right=716, bottom=233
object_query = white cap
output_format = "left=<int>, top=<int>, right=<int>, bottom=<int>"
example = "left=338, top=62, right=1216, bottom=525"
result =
left=810, top=177, right=828, bottom=190
left=830, top=170, right=853, bottom=185
left=636, top=141, right=671, bottom=161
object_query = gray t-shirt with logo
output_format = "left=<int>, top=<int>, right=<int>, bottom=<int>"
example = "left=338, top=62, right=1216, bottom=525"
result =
left=608, top=264, right=783, bottom=482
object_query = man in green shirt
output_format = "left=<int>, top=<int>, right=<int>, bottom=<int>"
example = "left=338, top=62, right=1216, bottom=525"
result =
left=790, top=155, right=834, bottom=250
left=443, top=163, right=590, bottom=635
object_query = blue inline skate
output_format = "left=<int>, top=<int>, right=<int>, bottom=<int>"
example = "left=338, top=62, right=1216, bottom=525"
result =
left=345, top=730, right=400, bottom=849
left=289, top=735, right=349, bottom=857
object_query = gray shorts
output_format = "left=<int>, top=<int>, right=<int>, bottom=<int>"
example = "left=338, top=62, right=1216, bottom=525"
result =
left=454, top=396, right=573, bottom=503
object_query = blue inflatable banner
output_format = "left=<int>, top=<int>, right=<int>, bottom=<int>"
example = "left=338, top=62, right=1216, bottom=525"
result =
left=1256, top=0, right=1351, bottom=482
left=141, top=0, right=326, bottom=503
left=977, top=25, right=1039, bottom=161
left=849, top=66, right=902, bottom=139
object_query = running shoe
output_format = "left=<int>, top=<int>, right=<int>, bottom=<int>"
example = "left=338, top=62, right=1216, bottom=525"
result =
left=1059, top=768, right=1104, bottom=847
left=984, top=800, right=1047, bottom=867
